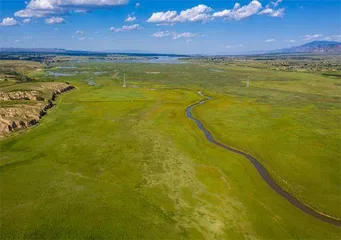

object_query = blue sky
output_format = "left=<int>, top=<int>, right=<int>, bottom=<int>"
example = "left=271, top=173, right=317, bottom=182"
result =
left=1, top=0, right=340, bottom=54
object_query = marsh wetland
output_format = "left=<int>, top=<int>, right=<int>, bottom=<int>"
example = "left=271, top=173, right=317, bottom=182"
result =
left=0, top=55, right=340, bottom=239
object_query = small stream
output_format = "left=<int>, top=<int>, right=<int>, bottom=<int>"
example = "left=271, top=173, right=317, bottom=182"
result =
left=186, top=93, right=341, bottom=227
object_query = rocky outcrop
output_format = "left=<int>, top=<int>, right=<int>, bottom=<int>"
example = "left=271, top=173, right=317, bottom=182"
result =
left=0, top=91, right=44, bottom=101
left=0, top=84, right=75, bottom=138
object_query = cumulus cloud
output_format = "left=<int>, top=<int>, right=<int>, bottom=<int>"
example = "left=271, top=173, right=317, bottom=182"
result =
left=110, top=24, right=140, bottom=32
left=45, top=16, right=65, bottom=24
left=75, top=30, right=84, bottom=34
left=286, top=39, right=296, bottom=43
left=15, top=0, right=129, bottom=18
left=0, top=17, right=19, bottom=26
left=147, top=1, right=285, bottom=23
left=213, top=1, right=262, bottom=20
left=125, top=15, right=136, bottom=22
left=258, top=8, right=284, bottom=17
left=303, top=34, right=323, bottom=41
left=258, top=0, right=284, bottom=17
left=173, top=4, right=212, bottom=22
left=147, top=11, right=177, bottom=23
left=265, top=38, right=276, bottom=42
left=147, top=4, right=212, bottom=23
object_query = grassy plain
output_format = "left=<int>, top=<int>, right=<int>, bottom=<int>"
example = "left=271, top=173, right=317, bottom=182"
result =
left=0, top=60, right=340, bottom=239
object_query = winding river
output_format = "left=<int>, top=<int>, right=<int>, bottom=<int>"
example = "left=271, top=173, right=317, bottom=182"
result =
left=186, top=92, right=341, bottom=227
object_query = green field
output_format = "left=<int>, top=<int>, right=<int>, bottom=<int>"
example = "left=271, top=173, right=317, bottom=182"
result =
left=1, top=61, right=340, bottom=239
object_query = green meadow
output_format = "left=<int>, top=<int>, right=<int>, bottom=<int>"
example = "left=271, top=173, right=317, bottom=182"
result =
left=0, top=61, right=340, bottom=239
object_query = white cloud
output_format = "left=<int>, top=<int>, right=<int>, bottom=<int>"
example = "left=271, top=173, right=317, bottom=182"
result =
left=303, top=34, right=323, bottom=41
left=45, top=16, right=65, bottom=24
left=147, top=4, right=212, bottom=23
left=173, top=4, right=212, bottom=22
left=110, top=24, right=140, bottom=32
left=15, top=0, right=129, bottom=18
left=79, top=37, right=85, bottom=40
left=213, top=1, right=262, bottom=20
left=173, top=32, right=197, bottom=40
left=287, top=40, right=296, bottom=43
left=15, top=0, right=65, bottom=18
left=186, top=39, right=192, bottom=43
left=152, top=31, right=171, bottom=38
left=265, top=38, right=276, bottom=42
left=23, top=18, right=31, bottom=23
left=147, top=1, right=285, bottom=24
left=14, top=40, right=22, bottom=43
left=24, top=36, right=33, bottom=39
left=0, top=17, right=19, bottom=26
left=258, top=7, right=284, bottom=17
left=125, top=16, right=136, bottom=22
left=147, top=11, right=177, bottom=23
left=152, top=31, right=198, bottom=40
left=135, top=2, right=140, bottom=8
left=75, top=30, right=84, bottom=34
left=259, top=0, right=284, bottom=17
left=212, top=10, right=231, bottom=18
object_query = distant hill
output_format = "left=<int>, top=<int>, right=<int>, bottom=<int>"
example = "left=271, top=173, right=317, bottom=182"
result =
left=0, top=48, right=98, bottom=55
left=0, top=47, right=188, bottom=57
left=2, top=42, right=340, bottom=56
left=0, top=48, right=68, bottom=53
left=273, top=41, right=341, bottom=54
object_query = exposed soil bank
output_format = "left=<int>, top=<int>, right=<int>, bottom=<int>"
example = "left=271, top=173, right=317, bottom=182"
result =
left=186, top=93, right=341, bottom=227
left=0, top=84, right=75, bottom=137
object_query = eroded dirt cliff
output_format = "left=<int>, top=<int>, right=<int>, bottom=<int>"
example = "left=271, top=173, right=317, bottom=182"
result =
left=0, top=82, right=75, bottom=138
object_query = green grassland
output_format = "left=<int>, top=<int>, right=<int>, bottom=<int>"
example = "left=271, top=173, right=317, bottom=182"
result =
left=0, top=60, right=42, bottom=85
left=0, top=60, right=340, bottom=239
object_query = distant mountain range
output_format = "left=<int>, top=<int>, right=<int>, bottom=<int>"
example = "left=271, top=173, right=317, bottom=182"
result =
left=0, top=48, right=95, bottom=54
left=1, top=41, right=340, bottom=56
left=272, top=41, right=341, bottom=54
left=0, top=47, right=187, bottom=57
